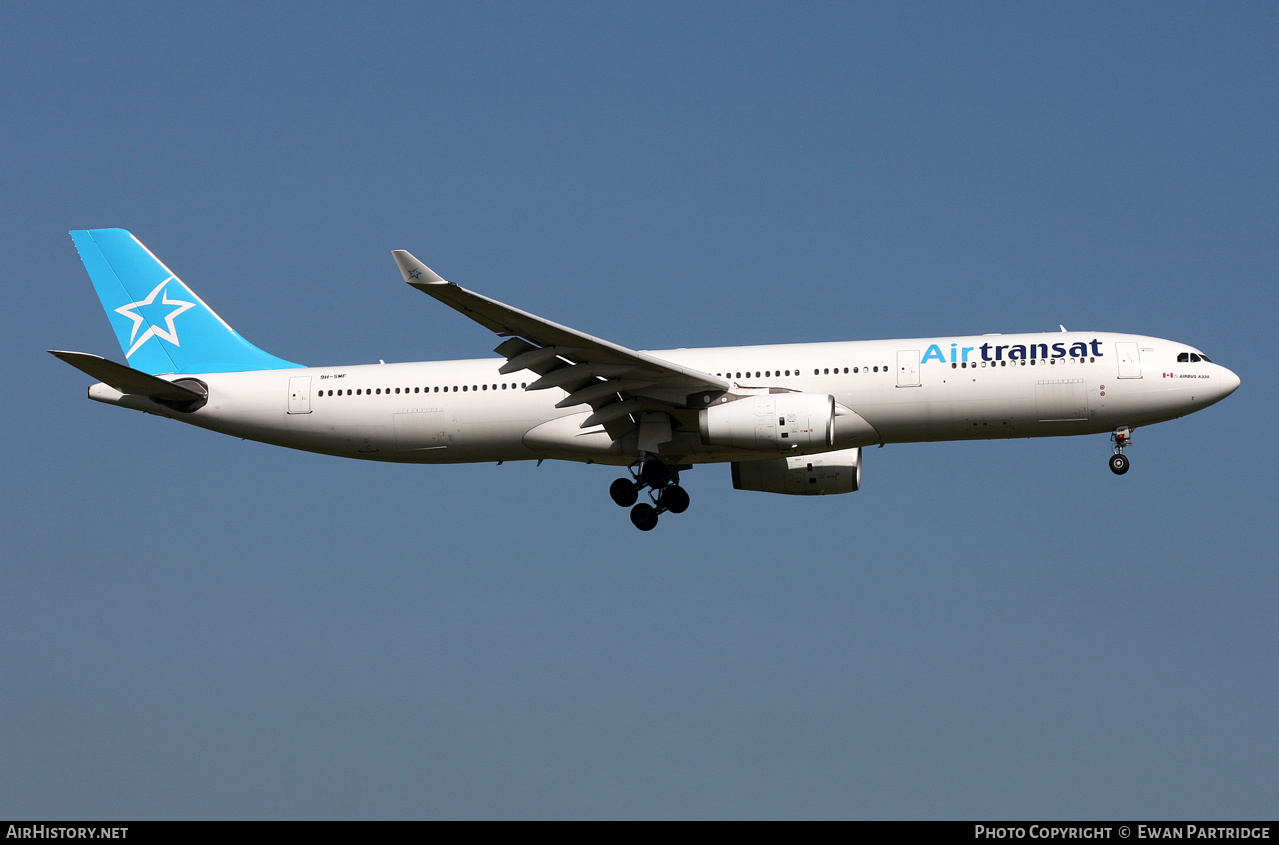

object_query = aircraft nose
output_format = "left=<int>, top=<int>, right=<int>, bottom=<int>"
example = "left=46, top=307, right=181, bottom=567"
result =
left=1220, top=366, right=1241, bottom=398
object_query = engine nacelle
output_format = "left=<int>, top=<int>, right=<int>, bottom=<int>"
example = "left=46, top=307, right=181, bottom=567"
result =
left=699, top=392, right=834, bottom=451
left=731, top=447, right=862, bottom=495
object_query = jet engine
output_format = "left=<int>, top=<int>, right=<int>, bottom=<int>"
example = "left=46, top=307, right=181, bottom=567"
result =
left=699, top=392, right=834, bottom=451
left=731, top=447, right=862, bottom=495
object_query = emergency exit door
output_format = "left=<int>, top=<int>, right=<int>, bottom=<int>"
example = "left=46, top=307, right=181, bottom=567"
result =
left=287, top=376, right=312, bottom=414
left=897, top=349, right=920, bottom=387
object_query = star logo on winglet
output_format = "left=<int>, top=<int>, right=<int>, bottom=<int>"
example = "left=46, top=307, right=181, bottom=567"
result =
left=114, top=277, right=196, bottom=359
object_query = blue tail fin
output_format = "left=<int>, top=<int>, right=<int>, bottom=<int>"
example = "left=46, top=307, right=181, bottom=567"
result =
left=70, top=229, right=302, bottom=374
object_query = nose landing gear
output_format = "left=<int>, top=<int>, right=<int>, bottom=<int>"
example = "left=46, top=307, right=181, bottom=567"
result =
left=1109, top=427, right=1132, bottom=475
left=610, top=457, right=690, bottom=530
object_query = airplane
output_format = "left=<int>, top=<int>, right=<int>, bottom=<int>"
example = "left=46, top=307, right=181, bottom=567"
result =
left=53, top=228, right=1241, bottom=531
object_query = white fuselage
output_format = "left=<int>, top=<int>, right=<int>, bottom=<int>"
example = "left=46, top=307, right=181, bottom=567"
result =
left=89, top=331, right=1239, bottom=467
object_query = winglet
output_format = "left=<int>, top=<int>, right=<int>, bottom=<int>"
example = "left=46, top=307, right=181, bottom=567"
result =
left=392, top=250, right=448, bottom=286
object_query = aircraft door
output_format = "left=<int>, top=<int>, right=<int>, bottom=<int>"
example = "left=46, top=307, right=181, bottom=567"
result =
left=1116, top=342, right=1143, bottom=379
left=896, top=349, right=920, bottom=387
left=287, top=376, right=312, bottom=414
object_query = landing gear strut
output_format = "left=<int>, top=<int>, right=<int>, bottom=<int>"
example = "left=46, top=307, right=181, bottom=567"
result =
left=609, top=457, right=690, bottom=530
left=1109, top=427, right=1132, bottom=475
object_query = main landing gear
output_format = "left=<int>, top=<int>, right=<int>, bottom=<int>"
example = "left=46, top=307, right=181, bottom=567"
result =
left=609, top=458, right=690, bottom=531
left=1109, top=427, right=1132, bottom=475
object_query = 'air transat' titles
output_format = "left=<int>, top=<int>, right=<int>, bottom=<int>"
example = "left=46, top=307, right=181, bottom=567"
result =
left=920, top=339, right=1105, bottom=365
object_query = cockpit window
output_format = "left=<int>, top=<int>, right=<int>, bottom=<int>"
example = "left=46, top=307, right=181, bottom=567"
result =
left=1178, top=352, right=1189, bottom=362
left=1198, top=353, right=1212, bottom=363
left=1178, top=352, right=1212, bottom=363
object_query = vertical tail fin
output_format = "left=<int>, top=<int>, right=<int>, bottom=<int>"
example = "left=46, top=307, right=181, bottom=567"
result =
left=70, top=229, right=302, bottom=374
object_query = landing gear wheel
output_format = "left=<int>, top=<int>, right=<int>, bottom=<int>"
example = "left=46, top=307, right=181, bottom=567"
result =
left=610, top=478, right=639, bottom=507
left=639, top=460, right=670, bottom=489
left=659, top=484, right=690, bottom=514
left=1109, top=453, right=1130, bottom=475
left=630, top=503, right=659, bottom=531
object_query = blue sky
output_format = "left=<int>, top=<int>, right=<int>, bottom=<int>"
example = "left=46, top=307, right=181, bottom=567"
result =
left=3, top=1, right=1276, bottom=819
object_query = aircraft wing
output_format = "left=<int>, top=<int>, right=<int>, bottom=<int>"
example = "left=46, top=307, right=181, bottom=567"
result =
left=392, top=251, right=729, bottom=434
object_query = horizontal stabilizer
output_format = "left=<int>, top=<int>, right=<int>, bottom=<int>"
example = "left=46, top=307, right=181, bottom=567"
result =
left=48, top=350, right=204, bottom=403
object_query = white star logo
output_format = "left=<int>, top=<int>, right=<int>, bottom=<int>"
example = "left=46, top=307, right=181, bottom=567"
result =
left=114, top=277, right=196, bottom=359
